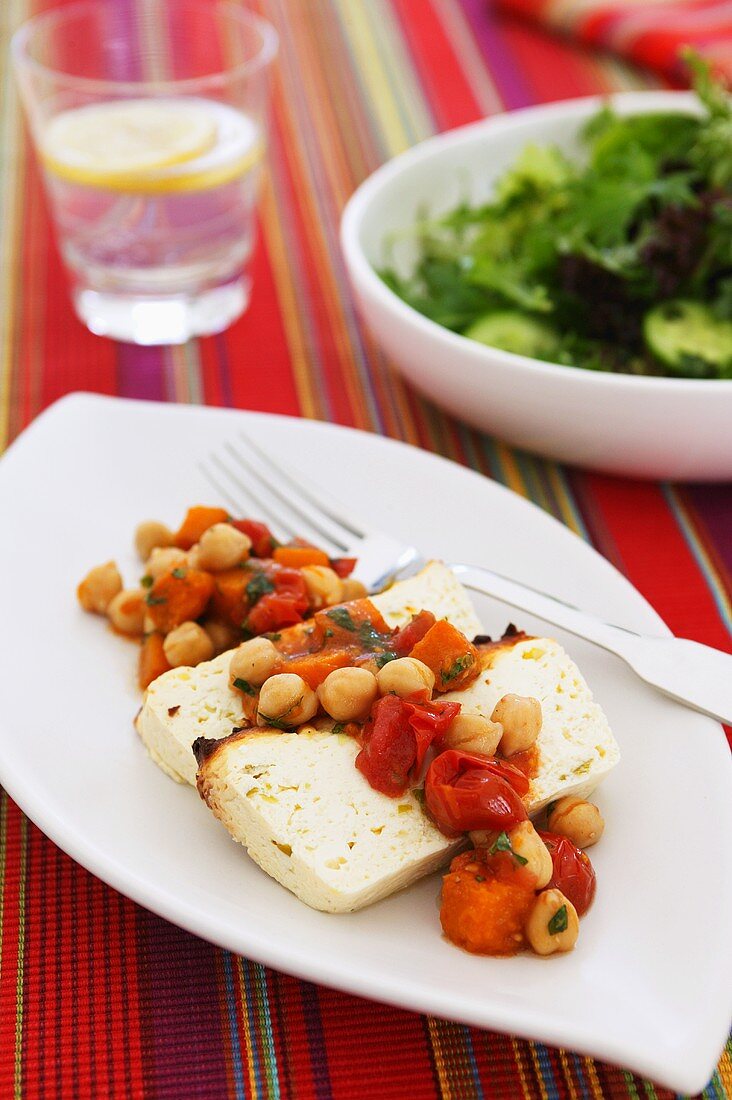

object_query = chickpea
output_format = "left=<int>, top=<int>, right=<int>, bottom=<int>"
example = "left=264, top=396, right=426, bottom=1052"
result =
left=107, top=588, right=146, bottom=637
left=195, top=523, right=251, bottom=572
left=204, top=618, right=239, bottom=656
left=442, top=712, right=502, bottom=756
left=134, top=520, right=174, bottom=561
left=163, top=621, right=214, bottom=668
left=508, top=821, right=553, bottom=888
left=492, top=694, right=542, bottom=756
left=301, top=565, right=343, bottom=610
left=230, top=637, right=279, bottom=688
left=525, top=889, right=579, bottom=956
left=376, top=657, right=435, bottom=700
left=547, top=796, right=604, bottom=849
left=144, top=546, right=188, bottom=581
left=468, top=822, right=552, bottom=889
left=77, top=561, right=123, bottom=614
left=318, top=667, right=378, bottom=722
left=341, top=577, right=368, bottom=601
left=257, top=673, right=318, bottom=728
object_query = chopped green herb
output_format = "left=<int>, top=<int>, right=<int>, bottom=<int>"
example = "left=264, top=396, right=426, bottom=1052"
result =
left=258, top=694, right=304, bottom=731
left=442, top=653, right=475, bottom=683
left=358, top=621, right=389, bottom=651
left=489, top=831, right=528, bottom=866
left=265, top=632, right=282, bottom=642
left=323, top=628, right=334, bottom=639
left=375, top=651, right=398, bottom=669
left=145, top=593, right=167, bottom=606
left=257, top=712, right=290, bottom=731
left=545, top=800, right=559, bottom=820
left=548, top=905, right=568, bottom=935
left=475, top=874, right=486, bottom=883
left=246, top=572, right=275, bottom=604
left=331, top=723, right=345, bottom=736
left=233, top=678, right=256, bottom=697
left=171, top=567, right=187, bottom=579
left=240, top=626, right=254, bottom=641
left=326, top=607, right=357, bottom=632
left=140, top=574, right=153, bottom=589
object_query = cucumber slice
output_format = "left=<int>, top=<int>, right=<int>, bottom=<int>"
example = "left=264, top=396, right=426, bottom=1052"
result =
left=464, top=311, right=559, bottom=359
left=644, top=301, right=732, bottom=378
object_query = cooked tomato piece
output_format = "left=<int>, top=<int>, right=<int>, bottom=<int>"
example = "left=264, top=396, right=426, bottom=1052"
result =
left=330, top=557, right=357, bottom=579
left=145, top=567, right=214, bottom=633
left=174, top=506, right=229, bottom=550
left=241, top=563, right=310, bottom=634
left=391, top=610, right=437, bottom=656
left=246, top=592, right=306, bottom=634
left=230, top=519, right=276, bottom=558
left=538, top=831, right=596, bottom=916
left=424, top=749, right=528, bottom=837
left=409, top=620, right=480, bottom=691
left=356, top=695, right=461, bottom=797
left=440, top=852, right=536, bottom=955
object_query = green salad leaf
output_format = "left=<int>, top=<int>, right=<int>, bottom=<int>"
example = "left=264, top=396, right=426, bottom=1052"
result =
left=379, top=52, right=732, bottom=379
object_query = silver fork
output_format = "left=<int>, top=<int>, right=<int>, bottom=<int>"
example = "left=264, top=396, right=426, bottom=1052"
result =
left=200, top=437, right=732, bottom=726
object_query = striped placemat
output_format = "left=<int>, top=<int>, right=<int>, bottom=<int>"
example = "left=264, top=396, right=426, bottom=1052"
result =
left=0, top=0, right=730, bottom=1096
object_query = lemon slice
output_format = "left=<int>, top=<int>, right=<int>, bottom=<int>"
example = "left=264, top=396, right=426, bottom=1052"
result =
left=41, top=98, right=218, bottom=189
left=135, top=107, right=263, bottom=194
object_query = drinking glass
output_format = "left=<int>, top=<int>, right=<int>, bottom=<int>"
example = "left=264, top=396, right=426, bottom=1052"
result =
left=12, top=1, right=277, bottom=345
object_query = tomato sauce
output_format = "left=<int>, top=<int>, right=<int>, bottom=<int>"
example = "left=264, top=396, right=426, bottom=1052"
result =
left=272, top=599, right=396, bottom=688
left=507, top=743, right=540, bottom=782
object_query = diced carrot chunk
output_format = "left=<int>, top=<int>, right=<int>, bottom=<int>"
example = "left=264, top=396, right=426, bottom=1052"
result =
left=273, top=546, right=330, bottom=569
left=284, top=649, right=353, bottom=689
left=211, top=568, right=249, bottom=627
left=138, top=633, right=171, bottom=690
left=146, top=567, right=214, bottom=633
left=174, top=506, right=229, bottom=550
left=440, top=861, right=535, bottom=956
left=409, top=620, right=480, bottom=692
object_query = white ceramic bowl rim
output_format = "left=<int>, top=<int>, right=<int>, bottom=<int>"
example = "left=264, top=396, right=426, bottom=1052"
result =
left=341, top=91, right=732, bottom=393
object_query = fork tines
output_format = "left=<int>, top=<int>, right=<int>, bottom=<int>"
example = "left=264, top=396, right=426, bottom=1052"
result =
left=199, top=435, right=365, bottom=555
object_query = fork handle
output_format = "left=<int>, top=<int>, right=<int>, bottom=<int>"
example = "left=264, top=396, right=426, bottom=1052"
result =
left=452, top=563, right=732, bottom=725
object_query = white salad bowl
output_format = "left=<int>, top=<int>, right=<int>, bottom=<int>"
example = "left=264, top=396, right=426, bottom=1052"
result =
left=341, top=92, right=732, bottom=481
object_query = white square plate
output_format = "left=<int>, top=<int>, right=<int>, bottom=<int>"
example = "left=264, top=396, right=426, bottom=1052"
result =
left=1, top=393, right=731, bottom=1093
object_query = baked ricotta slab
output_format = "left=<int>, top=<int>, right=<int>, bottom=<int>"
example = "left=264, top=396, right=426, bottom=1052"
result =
left=195, top=727, right=463, bottom=913
left=193, top=632, right=619, bottom=912
left=441, top=634, right=620, bottom=813
left=135, top=561, right=619, bottom=913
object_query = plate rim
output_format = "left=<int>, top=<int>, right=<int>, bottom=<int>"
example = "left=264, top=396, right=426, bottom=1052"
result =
left=2, top=392, right=731, bottom=1094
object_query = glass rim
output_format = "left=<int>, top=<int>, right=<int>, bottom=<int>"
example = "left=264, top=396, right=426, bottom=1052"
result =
left=11, top=0, right=278, bottom=95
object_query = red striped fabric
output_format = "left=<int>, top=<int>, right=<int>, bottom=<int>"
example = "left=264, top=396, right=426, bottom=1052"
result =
left=496, top=0, right=732, bottom=81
